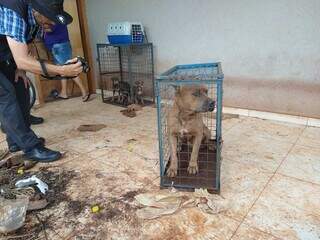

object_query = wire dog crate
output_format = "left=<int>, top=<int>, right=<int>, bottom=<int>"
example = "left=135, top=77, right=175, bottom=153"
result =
left=97, top=43, right=155, bottom=107
left=156, top=63, right=223, bottom=193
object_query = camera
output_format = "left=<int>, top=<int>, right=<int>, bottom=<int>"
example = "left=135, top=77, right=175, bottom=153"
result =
left=76, top=56, right=90, bottom=73
left=64, top=56, right=90, bottom=73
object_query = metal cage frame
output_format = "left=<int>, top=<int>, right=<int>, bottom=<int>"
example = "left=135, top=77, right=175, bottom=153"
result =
left=97, top=43, right=155, bottom=106
left=156, top=63, right=224, bottom=193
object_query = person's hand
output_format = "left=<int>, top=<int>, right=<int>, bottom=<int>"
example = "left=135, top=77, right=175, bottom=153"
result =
left=15, top=69, right=30, bottom=89
left=60, top=58, right=83, bottom=77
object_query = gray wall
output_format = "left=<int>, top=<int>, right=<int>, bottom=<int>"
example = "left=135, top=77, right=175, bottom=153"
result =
left=86, top=0, right=320, bottom=118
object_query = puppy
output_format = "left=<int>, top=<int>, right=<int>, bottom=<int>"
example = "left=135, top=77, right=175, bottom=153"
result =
left=133, top=80, right=144, bottom=105
left=167, top=85, right=215, bottom=177
left=119, top=81, right=131, bottom=105
left=111, top=77, right=120, bottom=102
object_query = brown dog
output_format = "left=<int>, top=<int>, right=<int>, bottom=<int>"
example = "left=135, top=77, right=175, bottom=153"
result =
left=111, top=77, right=120, bottom=102
left=167, top=85, right=215, bottom=177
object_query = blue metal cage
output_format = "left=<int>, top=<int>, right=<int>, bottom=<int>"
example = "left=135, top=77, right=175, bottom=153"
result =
left=156, top=63, right=223, bottom=193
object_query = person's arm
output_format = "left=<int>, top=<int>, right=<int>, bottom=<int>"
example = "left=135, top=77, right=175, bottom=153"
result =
left=6, top=36, right=83, bottom=77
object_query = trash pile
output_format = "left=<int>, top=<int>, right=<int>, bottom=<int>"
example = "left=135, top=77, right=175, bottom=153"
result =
left=0, top=164, right=48, bottom=234
left=0, top=154, right=77, bottom=236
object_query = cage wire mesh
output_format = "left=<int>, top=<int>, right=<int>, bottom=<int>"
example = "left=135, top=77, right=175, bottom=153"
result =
left=156, top=63, right=223, bottom=192
left=97, top=43, right=155, bottom=106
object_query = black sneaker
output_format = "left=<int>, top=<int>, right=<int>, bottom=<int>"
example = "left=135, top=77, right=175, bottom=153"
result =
left=30, top=115, right=44, bottom=125
left=9, top=137, right=46, bottom=153
left=25, top=146, right=61, bottom=162
left=9, top=144, right=21, bottom=153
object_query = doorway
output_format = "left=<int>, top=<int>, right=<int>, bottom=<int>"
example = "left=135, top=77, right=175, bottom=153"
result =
left=30, top=0, right=95, bottom=105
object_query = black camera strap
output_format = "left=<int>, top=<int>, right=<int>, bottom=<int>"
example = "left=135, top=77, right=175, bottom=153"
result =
left=38, top=59, right=76, bottom=80
left=38, top=56, right=89, bottom=81
left=39, top=59, right=49, bottom=77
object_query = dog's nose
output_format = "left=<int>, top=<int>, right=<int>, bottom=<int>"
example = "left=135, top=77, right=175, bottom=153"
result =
left=208, top=100, right=215, bottom=112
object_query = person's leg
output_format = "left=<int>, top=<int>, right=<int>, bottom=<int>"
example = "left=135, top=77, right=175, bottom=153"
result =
left=0, top=60, right=33, bottom=147
left=59, top=79, right=68, bottom=98
left=73, top=76, right=87, bottom=97
left=12, top=72, right=44, bottom=126
left=0, top=70, right=40, bottom=151
left=3, top=60, right=45, bottom=127
left=0, top=67, right=61, bottom=162
left=12, top=71, right=31, bottom=127
left=51, top=42, right=89, bottom=101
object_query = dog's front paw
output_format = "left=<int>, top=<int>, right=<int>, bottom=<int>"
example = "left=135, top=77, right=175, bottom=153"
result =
left=167, top=166, right=178, bottom=178
left=187, top=163, right=199, bottom=175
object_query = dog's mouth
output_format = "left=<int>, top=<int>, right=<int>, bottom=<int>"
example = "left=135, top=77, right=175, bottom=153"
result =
left=193, top=101, right=215, bottom=113
left=199, top=100, right=215, bottom=112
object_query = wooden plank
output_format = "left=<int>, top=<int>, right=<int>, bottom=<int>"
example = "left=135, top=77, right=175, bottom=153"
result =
left=64, top=0, right=89, bottom=96
left=77, top=0, right=96, bottom=93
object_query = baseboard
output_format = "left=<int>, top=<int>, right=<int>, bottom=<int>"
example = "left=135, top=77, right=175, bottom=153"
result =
left=96, top=88, right=320, bottom=127
left=223, top=107, right=320, bottom=127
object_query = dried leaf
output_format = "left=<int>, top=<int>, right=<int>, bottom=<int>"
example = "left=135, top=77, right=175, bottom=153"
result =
left=136, top=201, right=181, bottom=220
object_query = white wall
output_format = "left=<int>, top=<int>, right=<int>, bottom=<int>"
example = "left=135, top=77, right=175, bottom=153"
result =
left=86, top=0, right=320, bottom=118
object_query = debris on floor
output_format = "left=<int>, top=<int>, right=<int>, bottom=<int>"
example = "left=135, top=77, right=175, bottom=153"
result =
left=91, top=204, right=101, bottom=213
left=135, top=189, right=228, bottom=220
left=127, top=139, right=138, bottom=144
left=78, top=124, right=107, bottom=132
left=15, top=175, right=49, bottom=194
left=0, top=155, right=37, bottom=171
left=193, top=188, right=227, bottom=214
left=0, top=150, right=9, bottom=162
left=127, top=139, right=138, bottom=152
left=0, top=162, right=78, bottom=237
left=135, top=192, right=184, bottom=219
left=120, top=104, right=143, bottom=118
left=27, top=199, right=48, bottom=211
left=0, top=198, right=29, bottom=233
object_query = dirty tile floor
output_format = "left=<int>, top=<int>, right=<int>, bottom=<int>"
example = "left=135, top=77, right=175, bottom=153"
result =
left=4, top=96, right=320, bottom=240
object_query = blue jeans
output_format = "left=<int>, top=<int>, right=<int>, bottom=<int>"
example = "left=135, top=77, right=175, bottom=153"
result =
left=0, top=59, right=40, bottom=151
left=51, top=41, right=73, bottom=65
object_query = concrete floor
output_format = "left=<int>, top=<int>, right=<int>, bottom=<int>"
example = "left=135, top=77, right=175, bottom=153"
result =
left=8, top=96, right=320, bottom=239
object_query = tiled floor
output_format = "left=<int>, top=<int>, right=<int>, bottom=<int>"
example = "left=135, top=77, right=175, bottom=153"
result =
left=4, top=96, right=320, bottom=240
